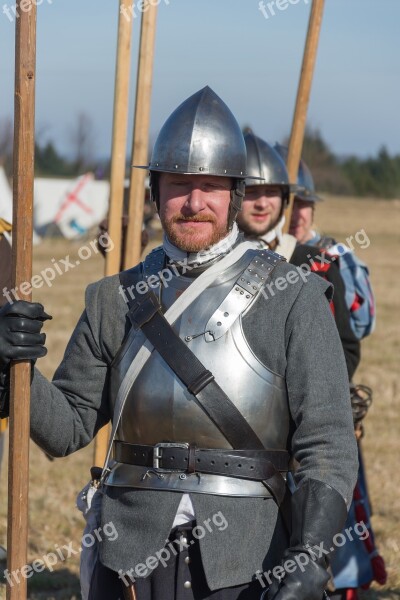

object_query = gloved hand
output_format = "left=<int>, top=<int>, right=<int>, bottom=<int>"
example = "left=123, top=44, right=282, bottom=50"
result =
left=266, top=479, right=347, bottom=600
left=0, top=301, right=52, bottom=371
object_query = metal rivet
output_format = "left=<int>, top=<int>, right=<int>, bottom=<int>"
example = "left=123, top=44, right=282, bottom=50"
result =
left=235, top=286, right=239, bottom=291
left=217, top=321, right=222, bottom=326
left=199, top=167, right=204, bottom=171
left=224, top=312, right=229, bottom=317
left=253, top=286, right=257, bottom=290
left=184, top=581, right=192, bottom=589
left=179, top=473, right=187, bottom=480
left=240, top=291, right=244, bottom=295
left=185, top=556, right=191, bottom=564
left=181, top=536, right=188, bottom=544
left=175, top=164, right=179, bottom=169
left=246, top=294, right=250, bottom=298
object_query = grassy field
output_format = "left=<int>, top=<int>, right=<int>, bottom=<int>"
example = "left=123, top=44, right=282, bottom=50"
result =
left=0, top=196, right=399, bottom=599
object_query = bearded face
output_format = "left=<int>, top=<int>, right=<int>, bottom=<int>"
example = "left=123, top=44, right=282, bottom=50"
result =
left=158, top=173, right=232, bottom=252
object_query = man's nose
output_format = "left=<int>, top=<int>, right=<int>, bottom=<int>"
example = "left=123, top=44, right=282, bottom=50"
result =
left=185, top=187, right=207, bottom=213
left=253, top=195, right=269, bottom=209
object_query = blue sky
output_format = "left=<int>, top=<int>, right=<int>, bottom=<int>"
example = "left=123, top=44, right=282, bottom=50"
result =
left=0, top=0, right=399, bottom=161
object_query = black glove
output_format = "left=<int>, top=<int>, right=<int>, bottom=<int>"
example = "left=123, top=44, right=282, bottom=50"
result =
left=266, top=478, right=347, bottom=600
left=0, top=301, right=52, bottom=371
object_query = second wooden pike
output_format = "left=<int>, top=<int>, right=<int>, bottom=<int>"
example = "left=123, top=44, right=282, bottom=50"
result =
left=283, top=0, right=325, bottom=233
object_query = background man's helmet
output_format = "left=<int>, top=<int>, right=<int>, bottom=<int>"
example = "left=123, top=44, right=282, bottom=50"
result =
left=274, top=143, right=323, bottom=203
left=244, top=132, right=294, bottom=209
left=141, top=86, right=247, bottom=229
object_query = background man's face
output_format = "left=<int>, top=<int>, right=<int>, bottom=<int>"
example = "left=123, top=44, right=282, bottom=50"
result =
left=237, top=185, right=282, bottom=237
left=290, top=198, right=315, bottom=242
left=158, top=173, right=232, bottom=252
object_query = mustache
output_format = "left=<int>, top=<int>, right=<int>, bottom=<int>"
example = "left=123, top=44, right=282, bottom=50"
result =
left=172, top=214, right=216, bottom=223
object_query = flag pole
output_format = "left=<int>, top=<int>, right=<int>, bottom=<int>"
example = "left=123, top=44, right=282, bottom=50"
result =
left=123, top=0, right=158, bottom=269
left=283, top=0, right=325, bottom=233
left=93, top=0, right=134, bottom=467
left=7, top=2, right=37, bottom=598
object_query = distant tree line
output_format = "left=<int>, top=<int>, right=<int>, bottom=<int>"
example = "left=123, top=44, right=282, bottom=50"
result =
left=292, top=127, right=400, bottom=199
left=1, top=116, right=399, bottom=198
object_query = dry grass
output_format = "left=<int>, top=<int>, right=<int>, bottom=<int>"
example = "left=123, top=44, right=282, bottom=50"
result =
left=0, top=196, right=399, bottom=598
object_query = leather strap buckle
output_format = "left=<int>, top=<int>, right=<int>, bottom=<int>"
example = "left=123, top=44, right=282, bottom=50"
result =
left=153, top=442, right=189, bottom=472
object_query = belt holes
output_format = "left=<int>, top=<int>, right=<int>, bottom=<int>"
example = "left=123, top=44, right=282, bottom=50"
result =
left=196, top=458, right=201, bottom=462
left=170, top=456, right=175, bottom=461
left=250, top=465, right=254, bottom=470
left=225, top=462, right=229, bottom=466
left=238, top=464, right=242, bottom=468
left=184, top=457, right=188, bottom=462
left=211, top=460, right=215, bottom=465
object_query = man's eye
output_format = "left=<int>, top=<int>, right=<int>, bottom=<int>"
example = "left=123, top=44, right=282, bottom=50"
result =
left=204, top=183, right=223, bottom=191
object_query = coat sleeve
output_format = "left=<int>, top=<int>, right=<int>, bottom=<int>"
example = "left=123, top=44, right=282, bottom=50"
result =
left=285, top=275, right=358, bottom=504
left=290, top=244, right=360, bottom=380
left=29, top=275, right=127, bottom=457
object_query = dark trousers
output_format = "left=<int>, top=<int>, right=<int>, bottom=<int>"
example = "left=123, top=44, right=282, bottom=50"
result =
left=89, top=523, right=263, bottom=600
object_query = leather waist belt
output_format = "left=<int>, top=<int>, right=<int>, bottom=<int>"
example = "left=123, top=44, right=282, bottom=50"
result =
left=113, top=441, right=289, bottom=480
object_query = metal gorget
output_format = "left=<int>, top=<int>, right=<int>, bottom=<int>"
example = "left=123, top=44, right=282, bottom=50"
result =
left=106, top=247, right=290, bottom=496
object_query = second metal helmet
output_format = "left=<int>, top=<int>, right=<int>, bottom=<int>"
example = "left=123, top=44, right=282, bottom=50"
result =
left=274, top=143, right=322, bottom=203
left=244, top=132, right=293, bottom=207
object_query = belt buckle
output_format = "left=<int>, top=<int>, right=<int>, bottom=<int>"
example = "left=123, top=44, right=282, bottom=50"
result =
left=153, top=442, right=189, bottom=472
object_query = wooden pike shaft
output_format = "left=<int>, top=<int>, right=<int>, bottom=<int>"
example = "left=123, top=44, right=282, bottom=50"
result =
left=105, top=0, right=134, bottom=277
left=7, top=2, right=37, bottom=599
left=93, top=0, right=134, bottom=468
left=283, top=0, right=325, bottom=234
left=123, top=0, right=158, bottom=270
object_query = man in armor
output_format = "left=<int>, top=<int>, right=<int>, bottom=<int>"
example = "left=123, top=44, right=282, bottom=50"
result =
left=237, top=132, right=360, bottom=380
left=0, top=87, right=357, bottom=599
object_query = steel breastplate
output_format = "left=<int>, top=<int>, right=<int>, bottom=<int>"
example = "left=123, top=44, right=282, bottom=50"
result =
left=107, top=249, right=290, bottom=495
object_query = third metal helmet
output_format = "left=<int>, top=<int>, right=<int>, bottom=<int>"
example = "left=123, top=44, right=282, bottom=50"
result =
left=274, top=143, right=322, bottom=203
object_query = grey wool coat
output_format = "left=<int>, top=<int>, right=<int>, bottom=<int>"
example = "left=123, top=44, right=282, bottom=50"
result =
left=25, top=250, right=358, bottom=590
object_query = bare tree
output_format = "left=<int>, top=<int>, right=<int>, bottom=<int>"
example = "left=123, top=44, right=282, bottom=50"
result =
left=68, top=112, right=96, bottom=174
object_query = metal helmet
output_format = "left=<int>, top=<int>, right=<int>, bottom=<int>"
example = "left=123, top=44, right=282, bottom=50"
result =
left=141, top=86, right=247, bottom=229
left=244, top=132, right=293, bottom=208
left=274, top=143, right=323, bottom=202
